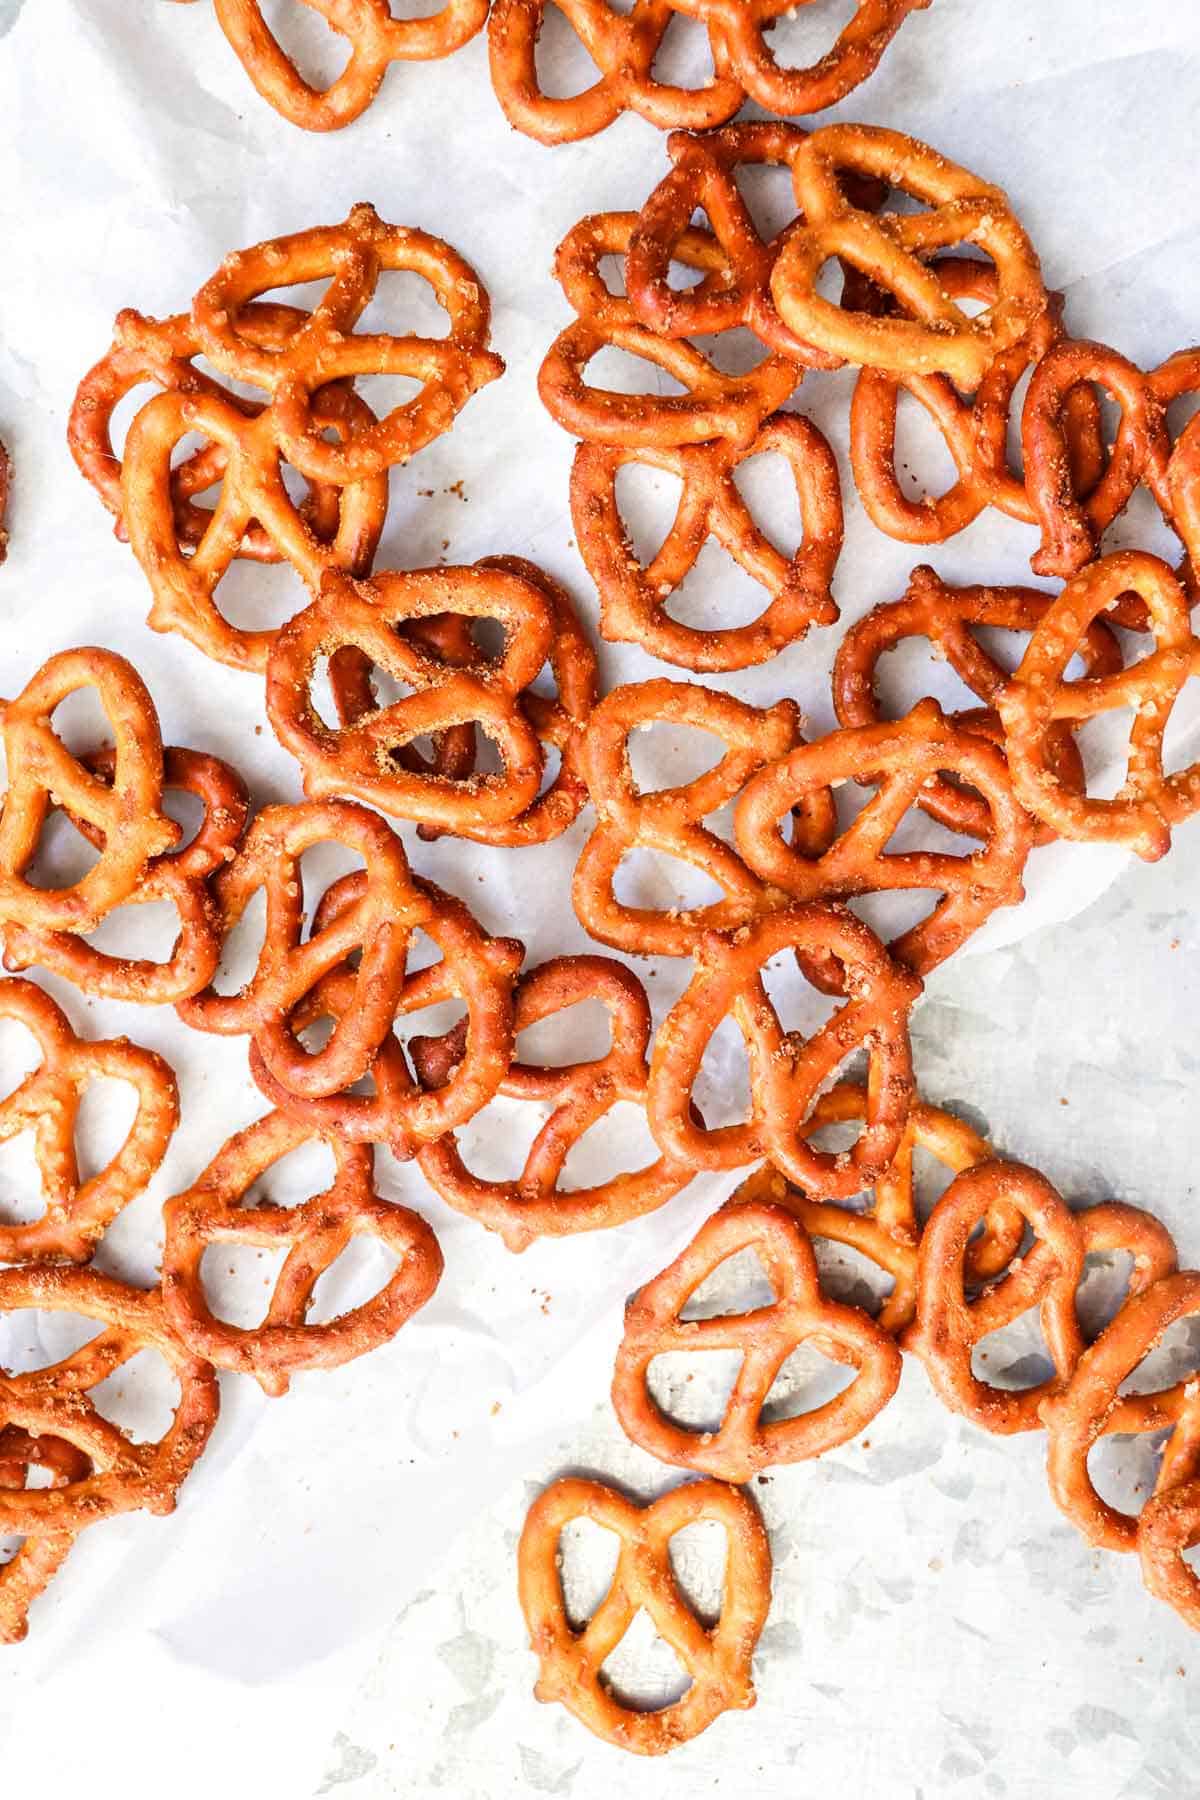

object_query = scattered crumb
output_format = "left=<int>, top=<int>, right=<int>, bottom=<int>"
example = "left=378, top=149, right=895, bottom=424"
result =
left=1059, top=1097, right=1069, bottom=1106
left=490, top=1401, right=501, bottom=1416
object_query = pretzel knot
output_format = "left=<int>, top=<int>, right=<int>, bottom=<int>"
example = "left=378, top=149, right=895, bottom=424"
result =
left=570, top=412, right=842, bottom=673
left=518, top=1475, right=771, bottom=1755
left=0, top=1427, right=90, bottom=1644
left=247, top=871, right=522, bottom=1155
left=731, top=1086, right=1017, bottom=1336
left=487, top=0, right=744, bottom=147
left=0, top=648, right=179, bottom=935
left=410, top=955, right=693, bottom=1252
left=3, top=746, right=250, bottom=1004
left=901, top=1161, right=1177, bottom=1435
left=613, top=1197, right=900, bottom=1481
left=770, top=125, right=1048, bottom=389
left=205, top=0, right=489, bottom=131
left=648, top=903, right=922, bottom=1199
left=0, top=978, right=179, bottom=1263
left=833, top=565, right=1123, bottom=847
left=267, top=558, right=597, bottom=842
left=540, top=213, right=800, bottom=451
left=0, top=1265, right=219, bottom=1638
left=572, top=678, right=804, bottom=957
left=734, top=699, right=1032, bottom=986
left=995, top=551, right=1200, bottom=862
left=161, top=1109, right=443, bottom=1397
left=849, top=265, right=1104, bottom=543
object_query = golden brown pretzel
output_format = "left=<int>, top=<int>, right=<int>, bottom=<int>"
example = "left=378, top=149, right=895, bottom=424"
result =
left=161, top=1109, right=443, bottom=1396
left=0, top=1427, right=91, bottom=1644
left=995, top=551, right=1200, bottom=861
left=518, top=1474, right=771, bottom=1754
left=572, top=677, right=804, bottom=956
left=0, top=1265, right=219, bottom=1535
left=247, top=871, right=522, bottom=1155
left=771, top=125, right=1047, bottom=388
left=2, top=746, right=250, bottom=1004
left=0, top=978, right=178, bottom=1264
left=203, top=0, right=489, bottom=131
left=1138, top=1397, right=1200, bottom=1631
left=734, top=700, right=1032, bottom=983
left=570, top=412, right=842, bottom=672
left=0, top=648, right=178, bottom=935
left=410, top=955, right=693, bottom=1251
left=832, top=564, right=1123, bottom=845
left=902, top=1162, right=1177, bottom=1435
left=612, top=1198, right=901, bottom=1480
left=487, top=0, right=743, bottom=146
left=647, top=903, right=922, bottom=1198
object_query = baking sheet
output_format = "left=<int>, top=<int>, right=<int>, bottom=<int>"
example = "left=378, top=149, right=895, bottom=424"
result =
left=1, top=1, right=1200, bottom=1794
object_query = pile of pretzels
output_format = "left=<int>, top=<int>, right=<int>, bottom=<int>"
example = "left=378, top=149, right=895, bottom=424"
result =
left=3, top=22, right=1200, bottom=1769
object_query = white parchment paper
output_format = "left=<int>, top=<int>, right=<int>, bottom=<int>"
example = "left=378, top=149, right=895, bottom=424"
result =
left=1, top=2, right=1200, bottom=1795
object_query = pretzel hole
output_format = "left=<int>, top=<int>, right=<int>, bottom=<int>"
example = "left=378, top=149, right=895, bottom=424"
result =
left=1075, top=1249, right=1140, bottom=1343
left=1071, top=708, right=1140, bottom=801
left=759, top=949, right=845, bottom=1039
left=735, top=163, right=802, bottom=245
left=610, top=846, right=728, bottom=919
left=438, top=1093, right=547, bottom=1183
left=761, top=1342, right=861, bottom=1422
left=307, top=656, right=345, bottom=731
left=1117, top=1316, right=1200, bottom=1401
left=585, top=343, right=689, bottom=399
left=682, top=1244, right=777, bottom=1317
left=888, top=388, right=962, bottom=500
left=690, top=1012, right=753, bottom=1127
left=1085, top=1429, right=1173, bottom=1528
left=556, top=1514, right=622, bottom=1630
left=355, top=270, right=456, bottom=342
left=208, top=557, right=310, bottom=635
left=240, top=0, right=352, bottom=90
left=625, top=721, right=727, bottom=794
left=758, top=0, right=859, bottom=67
left=516, top=998, right=614, bottom=1066
left=0, top=1132, right=49, bottom=1227
left=970, top=1304, right=1055, bottom=1392
left=599, top=1607, right=693, bottom=1712
left=812, top=1237, right=897, bottom=1317
left=692, top=325, right=778, bottom=381
left=0, top=1308, right=106, bottom=1379
left=649, top=8, right=721, bottom=89
left=89, top=1346, right=181, bottom=1445
left=81, top=896, right=189, bottom=969
left=73, top=1075, right=142, bottom=1188
left=611, top=460, right=684, bottom=565
left=0, top=1015, right=43, bottom=1106
left=647, top=1348, right=745, bottom=1432
left=200, top=1242, right=290, bottom=1327
left=532, top=5, right=606, bottom=100
left=354, top=374, right=427, bottom=422
left=730, top=448, right=807, bottom=557
left=560, top=1101, right=662, bottom=1187
left=188, top=359, right=273, bottom=411
left=306, top=1232, right=403, bottom=1327
left=297, top=844, right=370, bottom=928
left=210, top=887, right=267, bottom=996
left=19, top=813, right=101, bottom=895
left=1160, top=692, right=1197, bottom=781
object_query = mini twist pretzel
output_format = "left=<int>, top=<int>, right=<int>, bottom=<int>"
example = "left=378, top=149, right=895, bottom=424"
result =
left=735, top=700, right=1031, bottom=985
left=410, top=955, right=693, bottom=1252
left=1138, top=1390, right=1200, bottom=1631
left=0, top=1264, right=219, bottom=1536
left=177, top=799, right=427, bottom=1101
left=161, top=1109, right=443, bottom=1397
left=0, top=1427, right=90, bottom=1644
left=995, top=551, right=1200, bottom=862
left=901, top=1162, right=1177, bottom=1435
left=541, top=213, right=801, bottom=451
left=833, top=565, right=1123, bottom=845
left=0, top=978, right=179, bottom=1264
left=1040, top=1271, right=1200, bottom=1556
left=666, top=0, right=930, bottom=117
left=0, top=648, right=178, bottom=935
left=849, top=265, right=1104, bottom=543
left=248, top=871, right=522, bottom=1156
left=612, top=1197, right=901, bottom=1481
left=518, top=1475, right=771, bottom=1755
left=647, top=902, right=922, bottom=1199
left=770, top=125, right=1048, bottom=389
left=268, top=558, right=597, bottom=841
left=203, top=0, right=489, bottom=132
left=570, top=411, right=842, bottom=673
left=2, top=746, right=250, bottom=1004
left=487, top=0, right=744, bottom=147
left=572, top=678, right=804, bottom=957
left=730, top=1082, right=1016, bottom=1335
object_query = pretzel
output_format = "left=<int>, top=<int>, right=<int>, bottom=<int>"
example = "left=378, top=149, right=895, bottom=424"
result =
left=2, top=746, right=250, bottom=1004
left=770, top=125, right=1047, bottom=388
left=572, top=678, right=805, bottom=956
left=1162, top=351, right=1200, bottom=588
left=268, top=558, right=597, bottom=842
left=648, top=903, right=921, bottom=1199
left=735, top=700, right=1031, bottom=986
left=995, top=551, right=1200, bottom=862
left=518, top=1474, right=771, bottom=1754
left=177, top=799, right=427, bottom=1101
left=902, top=1162, right=1177, bottom=1435
left=849, top=266, right=1104, bottom=543
left=833, top=564, right=1123, bottom=845
left=666, top=0, right=930, bottom=117
left=0, top=647, right=178, bottom=935
left=1138, top=1392, right=1200, bottom=1631
left=726, top=1074, right=1016, bottom=1338
left=0, top=978, right=178, bottom=1263
left=541, top=213, right=800, bottom=450
left=200, top=0, right=489, bottom=131
left=487, top=0, right=743, bottom=147
left=0, top=1427, right=90, bottom=1644
left=0, top=434, right=9, bottom=565
left=613, top=1198, right=901, bottom=1480
left=570, top=411, right=842, bottom=672
left=0, top=1264, right=219, bottom=1535
left=410, top=955, right=693, bottom=1251
left=247, top=872, right=522, bottom=1155
left=162, top=1109, right=443, bottom=1396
